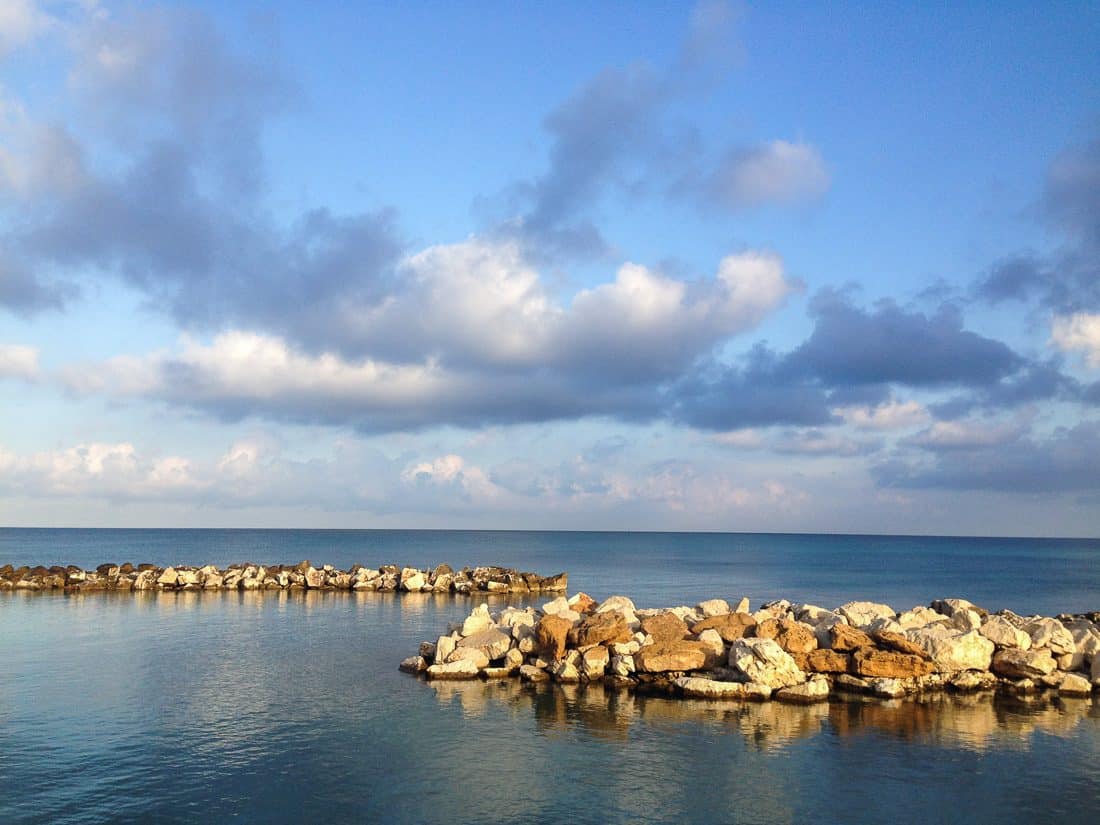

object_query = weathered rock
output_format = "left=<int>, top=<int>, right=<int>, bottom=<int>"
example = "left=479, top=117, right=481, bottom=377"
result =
left=635, top=640, right=709, bottom=673
left=728, top=638, right=806, bottom=689
left=536, top=614, right=573, bottom=660
left=852, top=648, right=935, bottom=678
left=760, top=618, right=817, bottom=654
left=609, top=654, right=635, bottom=677
left=696, top=598, right=730, bottom=618
left=550, top=660, right=581, bottom=683
left=504, top=648, right=524, bottom=670
left=460, top=604, right=493, bottom=637
left=573, top=611, right=634, bottom=647
left=991, top=648, right=1057, bottom=679
left=426, top=660, right=480, bottom=680
left=829, top=623, right=875, bottom=652
left=979, top=616, right=1032, bottom=649
left=905, top=627, right=994, bottom=672
left=947, top=670, right=997, bottom=692
left=1058, top=672, right=1092, bottom=696
left=949, top=609, right=983, bottom=633
left=931, top=598, right=987, bottom=619
left=580, top=646, right=610, bottom=680
left=695, top=628, right=726, bottom=660
left=1022, top=617, right=1075, bottom=656
left=157, top=567, right=179, bottom=586
left=458, top=629, right=512, bottom=661
left=872, top=630, right=931, bottom=658
left=675, top=676, right=746, bottom=699
left=594, top=595, right=638, bottom=626
left=418, top=641, right=437, bottom=660
left=895, top=606, right=948, bottom=630
left=838, top=601, right=895, bottom=629
left=446, top=647, right=490, bottom=669
left=435, top=635, right=457, bottom=664
left=519, top=664, right=550, bottom=682
left=690, top=612, right=757, bottom=643
left=400, top=569, right=426, bottom=591
left=304, top=567, right=324, bottom=589
left=775, top=675, right=830, bottom=703
left=399, top=655, right=427, bottom=673
left=568, top=592, right=597, bottom=614
left=639, top=612, right=689, bottom=643
left=868, top=678, right=906, bottom=698
left=794, top=649, right=850, bottom=674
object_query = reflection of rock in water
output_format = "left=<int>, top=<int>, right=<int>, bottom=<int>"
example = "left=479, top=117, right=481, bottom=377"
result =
left=829, top=692, right=1096, bottom=751
left=425, top=678, right=1097, bottom=752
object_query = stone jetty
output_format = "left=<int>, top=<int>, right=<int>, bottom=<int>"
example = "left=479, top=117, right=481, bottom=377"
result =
left=401, top=594, right=1100, bottom=701
left=0, top=561, right=567, bottom=595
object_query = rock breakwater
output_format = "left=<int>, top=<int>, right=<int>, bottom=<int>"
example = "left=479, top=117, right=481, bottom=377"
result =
left=0, top=561, right=567, bottom=595
left=401, top=594, right=1100, bottom=702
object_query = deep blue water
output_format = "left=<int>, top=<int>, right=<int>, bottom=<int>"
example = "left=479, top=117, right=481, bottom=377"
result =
left=2, top=529, right=1099, bottom=824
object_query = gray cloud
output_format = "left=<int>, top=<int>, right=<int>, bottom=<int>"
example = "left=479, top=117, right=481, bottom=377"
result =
left=875, top=420, right=1100, bottom=493
left=975, top=138, right=1100, bottom=312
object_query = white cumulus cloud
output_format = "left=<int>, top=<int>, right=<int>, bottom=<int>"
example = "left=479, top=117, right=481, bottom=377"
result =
left=1050, top=312, right=1100, bottom=368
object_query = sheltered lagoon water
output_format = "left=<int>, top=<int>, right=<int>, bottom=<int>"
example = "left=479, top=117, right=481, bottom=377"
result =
left=2, top=529, right=1099, bottom=824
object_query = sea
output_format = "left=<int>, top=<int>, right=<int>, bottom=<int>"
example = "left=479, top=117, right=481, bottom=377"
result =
left=1, top=528, right=1098, bottom=824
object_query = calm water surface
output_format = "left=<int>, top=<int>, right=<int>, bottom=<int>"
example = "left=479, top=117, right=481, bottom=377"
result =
left=2, top=529, right=1098, bottom=824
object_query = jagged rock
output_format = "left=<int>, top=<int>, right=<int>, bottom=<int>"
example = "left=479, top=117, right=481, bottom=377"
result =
left=504, top=649, right=524, bottom=670
left=852, top=648, right=935, bottom=678
left=931, top=598, right=987, bottom=619
left=728, top=638, right=806, bottom=689
left=690, top=612, right=757, bottom=643
left=595, top=596, right=638, bottom=626
left=756, top=618, right=817, bottom=654
left=696, top=599, right=730, bottom=618
left=1022, top=618, right=1075, bottom=656
left=418, top=641, right=436, bottom=660
left=461, top=604, right=493, bottom=637
left=550, top=660, right=581, bottom=683
left=794, top=649, right=850, bottom=674
left=829, top=624, right=874, bottom=652
left=905, top=627, right=994, bottom=672
left=304, top=567, right=324, bottom=588
left=895, top=606, right=948, bottom=630
left=775, top=675, right=830, bottom=703
left=435, top=635, right=457, bottom=664
left=573, top=612, right=634, bottom=647
left=872, top=630, right=931, bottom=658
left=948, top=670, right=996, bottom=691
left=568, top=592, right=597, bottom=614
left=458, top=629, right=512, bottom=661
left=979, top=616, right=1032, bottom=649
left=426, top=660, right=480, bottom=680
left=675, top=676, right=746, bottom=699
left=1058, top=672, right=1092, bottom=696
left=609, top=654, right=635, bottom=677
left=635, top=640, right=709, bottom=673
left=695, top=628, right=725, bottom=660
left=157, top=567, right=179, bottom=586
left=400, top=569, right=426, bottom=591
left=838, top=601, right=895, bottom=629
left=639, top=612, right=689, bottom=642
left=991, top=648, right=1057, bottom=679
left=446, top=647, right=490, bottom=669
left=868, top=678, right=906, bottom=698
left=580, top=646, right=610, bottom=680
left=399, top=655, right=427, bottom=673
left=536, top=614, right=573, bottom=660
left=519, top=664, right=549, bottom=682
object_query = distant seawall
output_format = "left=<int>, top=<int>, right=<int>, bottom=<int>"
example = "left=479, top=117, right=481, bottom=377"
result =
left=0, top=561, right=567, bottom=595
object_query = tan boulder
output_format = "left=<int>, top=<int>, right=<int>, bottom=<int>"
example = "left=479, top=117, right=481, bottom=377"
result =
left=457, top=629, right=512, bottom=661
left=690, top=612, right=757, bottom=643
left=873, top=630, right=932, bottom=658
left=573, top=611, right=634, bottom=647
left=775, top=675, right=830, bottom=704
left=852, top=648, right=935, bottom=678
left=634, top=640, right=710, bottom=673
left=991, top=648, right=1057, bottom=679
left=675, top=676, right=746, bottom=699
left=568, top=592, right=598, bottom=614
left=757, top=618, right=818, bottom=654
left=536, top=614, right=573, bottom=660
left=794, top=649, right=850, bottom=674
left=829, top=624, right=875, bottom=652
left=640, top=612, right=689, bottom=643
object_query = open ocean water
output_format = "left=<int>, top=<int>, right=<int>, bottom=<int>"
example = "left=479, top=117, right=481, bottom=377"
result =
left=2, top=528, right=1098, bottom=824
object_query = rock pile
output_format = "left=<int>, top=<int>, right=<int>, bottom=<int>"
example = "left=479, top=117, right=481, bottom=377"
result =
left=401, top=594, right=1100, bottom=702
left=0, top=561, right=567, bottom=595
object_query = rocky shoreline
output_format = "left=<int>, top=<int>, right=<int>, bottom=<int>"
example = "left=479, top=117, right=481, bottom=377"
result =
left=0, top=561, right=567, bottom=595
left=401, top=593, right=1100, bottom=702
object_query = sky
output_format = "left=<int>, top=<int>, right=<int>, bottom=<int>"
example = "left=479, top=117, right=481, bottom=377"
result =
left=1, top=0, right=1098, bottom=536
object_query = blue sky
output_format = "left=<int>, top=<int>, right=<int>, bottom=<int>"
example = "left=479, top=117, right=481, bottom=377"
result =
left=1, top=0, right=1098, bottom=535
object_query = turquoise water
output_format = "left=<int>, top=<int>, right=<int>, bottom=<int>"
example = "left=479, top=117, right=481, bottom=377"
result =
left=2, top=529, right=1099, bottom=824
